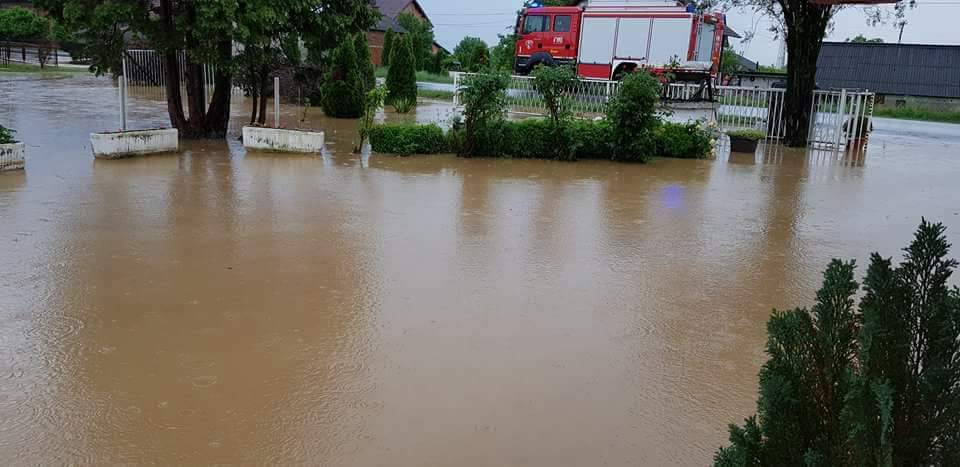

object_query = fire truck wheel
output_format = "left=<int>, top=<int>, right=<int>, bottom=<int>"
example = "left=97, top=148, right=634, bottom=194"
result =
left=613, top=63, right=638, bottom=81
left=527, top=52, right=556, bottom=71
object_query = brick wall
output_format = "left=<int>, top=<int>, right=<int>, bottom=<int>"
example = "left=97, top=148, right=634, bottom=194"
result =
left=368, top=31, right=385, bottom=66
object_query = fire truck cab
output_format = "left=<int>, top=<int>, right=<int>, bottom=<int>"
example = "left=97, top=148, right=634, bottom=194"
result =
left=515, top=0, right=727, bottom=81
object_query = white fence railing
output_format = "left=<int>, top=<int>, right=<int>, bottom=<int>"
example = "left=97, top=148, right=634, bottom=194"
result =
left=123, top=49, right=234, bottom=105
left=452, top=72, right=620, bottom=117
left=453, top=72, right=874, bottom=148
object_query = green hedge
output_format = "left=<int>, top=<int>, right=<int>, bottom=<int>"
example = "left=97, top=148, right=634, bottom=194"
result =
left=368, top=119, right=712, bottom=161
left=655, top=122, right=713, bottom=159
left=368, top=124, right=446, bottom=156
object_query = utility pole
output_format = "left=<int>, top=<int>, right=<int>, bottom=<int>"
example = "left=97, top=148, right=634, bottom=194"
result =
left=898, top=22, right=905, bottom=44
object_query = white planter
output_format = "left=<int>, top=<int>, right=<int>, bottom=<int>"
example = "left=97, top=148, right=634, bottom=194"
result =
left=90, top=128, right=179, bottom=159
left=242, top=126, right=325, bottom=153
left=0, top=142, right=25, bottom=171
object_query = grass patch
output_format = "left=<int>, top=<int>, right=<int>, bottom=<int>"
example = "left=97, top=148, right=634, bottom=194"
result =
left=874, top=106, right=960, bottom=124
left=0, top=63, right=87, bottom=74
left=417, top=89, right=454, bottom=101
left=375, top=67, right=453, bottom=84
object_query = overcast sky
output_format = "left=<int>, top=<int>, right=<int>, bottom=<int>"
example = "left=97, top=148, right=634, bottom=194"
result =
left=418, top=0, right=960, bottom=66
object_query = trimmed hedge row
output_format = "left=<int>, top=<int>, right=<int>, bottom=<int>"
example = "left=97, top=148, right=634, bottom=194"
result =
left=369, top=119, right=711, bottom=161
left=368, top=124, right=446, bottom=156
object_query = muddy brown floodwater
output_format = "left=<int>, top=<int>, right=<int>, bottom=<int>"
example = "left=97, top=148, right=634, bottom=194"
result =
left=1, top=74, right=959, bottom=465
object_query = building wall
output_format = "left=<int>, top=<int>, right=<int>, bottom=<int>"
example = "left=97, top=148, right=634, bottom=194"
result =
left=368, top=2, right=441, bottom=66
left=875, top=94, right=960, bottom=112
left=368, top=31, right=386, bottom=66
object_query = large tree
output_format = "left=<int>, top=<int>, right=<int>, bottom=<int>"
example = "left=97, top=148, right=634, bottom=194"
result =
left=38, top=0, right=378, bottom=138
left=718, top=0, right=913, bottom=146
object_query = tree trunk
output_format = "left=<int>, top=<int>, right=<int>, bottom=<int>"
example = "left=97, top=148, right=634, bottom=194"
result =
left=257, top=67, right=269, bottom=126
left=157, top=1, right=232, bottom=139
left=203, top=40, right=234, bottom=138
left=250, top=92, right=259, bottom=124
left=782, top=3, right=833, bottom=147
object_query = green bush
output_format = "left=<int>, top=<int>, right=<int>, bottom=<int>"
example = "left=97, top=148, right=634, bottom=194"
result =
left=460, top=119, right=613, bottom=161
left=0, top=125, right=16, bottom=144
left=726, top=129, right=766, bottom=140
left=460, top=72, right=509, bottom=156
left=392, top=97, right=415, bottom=114
left=368, top=124, right=446, bottom=155
left=569, top=119, right=614, bottom=159
left=532, top=65, right=577, bottom=161
left=451, top=37, right=489, bottom=72
left=386, top=35, right=417, bottom=105
left=656, top=122, right=712, bottom=159
left=607, top=72, right=661, bottom=162
left=321, top=39, right=364, bottom=118
left=354, top=32, right=376, bottom=92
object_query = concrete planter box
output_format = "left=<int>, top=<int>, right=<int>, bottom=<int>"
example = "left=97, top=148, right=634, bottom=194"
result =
left=242, top=126, right=324, bottom=153
left=90, top=128, right=179, bottom=159
left=0, top=142, right=25, bottom=171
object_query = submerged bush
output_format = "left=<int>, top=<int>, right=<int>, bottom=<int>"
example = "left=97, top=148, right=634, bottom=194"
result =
left=656, top=122, right=712, bottom=159
left=460, top=72, right=509, bottom=157
left=531, top=65, right=577, bottom=161
left=606, top=72, right=661, bottom=162
left=368, top=124, right=446, bottom=155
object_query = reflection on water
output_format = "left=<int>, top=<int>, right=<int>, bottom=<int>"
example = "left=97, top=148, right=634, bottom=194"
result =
left=1, top=74, right=959, bottom=465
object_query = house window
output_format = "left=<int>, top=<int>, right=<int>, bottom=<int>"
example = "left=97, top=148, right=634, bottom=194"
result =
left=554, top=16, right=571, bottom=33
left=523, top=15, right=550, bottom=34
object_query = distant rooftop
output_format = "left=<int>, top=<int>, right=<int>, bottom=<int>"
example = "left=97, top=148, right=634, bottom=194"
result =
left=815, top=42, right=960, bottom=98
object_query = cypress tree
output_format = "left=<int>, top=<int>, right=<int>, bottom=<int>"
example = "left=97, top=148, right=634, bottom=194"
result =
left=714, top=220, right=960, bottom=466
left=320, top=38, right=364, bottom=118
left=382, top=28, right=395, bottom=67
left=354, top=32, right=376, bottom=92
left=385, top=35, right=417, bottom=105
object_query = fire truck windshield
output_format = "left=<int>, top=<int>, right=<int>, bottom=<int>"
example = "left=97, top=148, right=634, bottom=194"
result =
left=522, top=15, right=550, bottom=34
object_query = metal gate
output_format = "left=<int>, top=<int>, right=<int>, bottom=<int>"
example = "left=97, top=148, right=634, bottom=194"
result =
left=453, top=72, right=875, bottom=149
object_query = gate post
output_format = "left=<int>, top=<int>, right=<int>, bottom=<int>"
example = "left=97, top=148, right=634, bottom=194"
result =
left=835, top=89, right=847, bottom=148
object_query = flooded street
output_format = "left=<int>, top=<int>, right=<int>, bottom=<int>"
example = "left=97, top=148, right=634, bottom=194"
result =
left=2, top=74, right=959, bottom=465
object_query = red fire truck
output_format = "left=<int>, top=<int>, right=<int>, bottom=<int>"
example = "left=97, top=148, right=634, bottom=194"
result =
left=514, top=0, right=728, bottom=82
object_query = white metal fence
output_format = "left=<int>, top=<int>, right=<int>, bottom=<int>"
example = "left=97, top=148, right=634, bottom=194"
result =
left=452, top=72, right=875, bottom=148
left=452, top=72, right=621, bottom=117
left=123, top=49, right=220, bottom=102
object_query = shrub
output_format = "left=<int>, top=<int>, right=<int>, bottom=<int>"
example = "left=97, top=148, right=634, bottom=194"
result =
left=386, top=35, right=417, bottom=105
left=392, top=97, right=415, bottom=114
left=461, top=118, right=612, bottom=161
left=569, top=119, right=614, bottom=159
left=726, top=129, right=766, bottom=141
left=429, top=49, right=449, bottom=74
left=532, top=65, right=577, bottom=161
left=354, top=33, right=376, bottom=92
left=382, top=29, right=395, bottom=67
left=321, top=39, right=364, bottom=118
left=452, top=36, right=489, bottom=72
left=0, top=125, right=16, bottom=144
left=606, top=72, right=661, bottom=162
left=358, top=86, right=387, bottom=151
left=368, top=124, right=446, bottom=156
left=460, top=72, right=509, bottom=156
left=656, top=122, right=712, bottom=159
left=714, top=220, right=960, bottom=466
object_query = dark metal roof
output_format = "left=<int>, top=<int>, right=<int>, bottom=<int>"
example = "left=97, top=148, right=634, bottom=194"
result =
left=815, top=42, right=960, bottom=98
